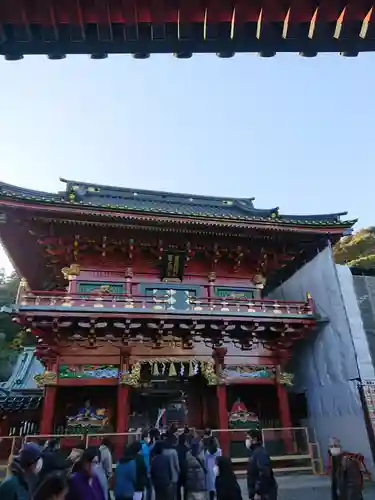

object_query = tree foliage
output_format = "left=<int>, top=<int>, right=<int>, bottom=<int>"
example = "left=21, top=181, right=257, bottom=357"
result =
left=0, top=269, right=22, bottom=381
left=333, top=227, right=375, bottom=269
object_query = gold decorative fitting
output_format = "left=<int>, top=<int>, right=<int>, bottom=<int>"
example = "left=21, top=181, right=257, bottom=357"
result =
left=279, top=372, right=294, bottom=387
left=34, top=371, right=58, bottom=388
left=120, top=362, right=141, bottom=387
left=201, top=361, right=219, bottom=386
left=253, top=274, right=266, bottom=289
left=61, top=264, right=81, bottom=281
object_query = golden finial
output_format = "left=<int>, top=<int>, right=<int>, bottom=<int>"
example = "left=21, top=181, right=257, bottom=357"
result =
left=61, top=264, right=81, bottom=281
left=279, top=372, right=294, bottom=387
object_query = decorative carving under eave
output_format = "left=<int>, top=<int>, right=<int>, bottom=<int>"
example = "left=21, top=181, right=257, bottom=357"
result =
left=34, top=371, right=58, bottom=388
left=120, top=362, right=141, bottom=387
left=253, top=274, right=266, bottom=289
left=61, top=263, right=81, bottom=281
left=201, top=361, right=220, bottom=386
left=279, top=372, right=294, bottom=387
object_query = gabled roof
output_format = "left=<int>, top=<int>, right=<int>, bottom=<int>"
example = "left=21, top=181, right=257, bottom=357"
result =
left=0, top=347, right=43, bottom=393
left=0, top=179, right=356, bottom=229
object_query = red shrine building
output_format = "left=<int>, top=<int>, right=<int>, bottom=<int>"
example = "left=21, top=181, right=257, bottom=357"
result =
left=0, top=179, right=355, bottom=452
left=0, top=0, right=374, bottom=59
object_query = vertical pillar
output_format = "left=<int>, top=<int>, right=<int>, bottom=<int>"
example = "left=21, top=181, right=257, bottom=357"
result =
left=116, top=350, right=131, bottom=460
left=40, top=357, right=58, bottom=435
left=276, top=367, right=294, bottom=453
left=207, top=272, right=216, bottom=309
left=213, top=347, right=229, bottom=455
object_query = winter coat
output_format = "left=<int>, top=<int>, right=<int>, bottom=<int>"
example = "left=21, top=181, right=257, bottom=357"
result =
left=163, top=447, right=180, bottom=483
left=205, top=449, right=222, bottom=492
left=134, top=454, right=148, bottom=491
left=114, top=459, right=136, bottom=500
left=93, top=464, right=109, bottom=500
left=140, top=440, right=150, bottom=474
left=176, top=443, right=188, bottom=484
left=216, top=472, right=242, bottom=500
left=247, top=444, right=277, bottom=500
left=99, top=445, right=113, bottom=479
left=66, top=470, right=105, bottom=500
left=150, top=454, right=172, bottom=491
left=0, top=458, right=32, bottom=500
left=185, top=453, right=206, bottom=493
left=333, top=455, right=363, bottom=500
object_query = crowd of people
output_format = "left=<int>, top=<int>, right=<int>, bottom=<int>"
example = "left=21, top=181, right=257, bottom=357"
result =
left=0, top=426, right=364, bottom=500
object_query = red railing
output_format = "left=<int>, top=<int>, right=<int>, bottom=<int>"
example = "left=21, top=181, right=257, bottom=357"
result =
left=17, top=289, right=314, bottom=317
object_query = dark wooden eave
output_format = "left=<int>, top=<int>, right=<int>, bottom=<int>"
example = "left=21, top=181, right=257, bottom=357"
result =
left=0, top=1, right=374, bottom=59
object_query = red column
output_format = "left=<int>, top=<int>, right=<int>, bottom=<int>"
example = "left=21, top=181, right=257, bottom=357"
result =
left=40, top=386, right=57, bottom=435
left=276, top=372, right=294, bottom=453
left=40, top=358, right=58, bottom=436
left=116, top=351, right=131, bottom=460
left=216, top=384, right=229, bottom=455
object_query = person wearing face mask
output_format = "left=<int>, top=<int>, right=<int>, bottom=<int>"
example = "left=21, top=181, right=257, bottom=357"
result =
left=32, top=471, right=69, bottom=500
left=246, top=430, right=277, bottom=500
left=66, top=447, right=105, bottom=500
left=214, top=456, right=242, bottom=500
left=328, top=439, right=363, bottom=500
left=0, top=442, right=43, bottom=500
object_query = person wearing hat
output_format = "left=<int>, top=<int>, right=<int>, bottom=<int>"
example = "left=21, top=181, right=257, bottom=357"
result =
left=0, top=442, right=43, bottom=499
left=245, top=430, right=277, bottom=500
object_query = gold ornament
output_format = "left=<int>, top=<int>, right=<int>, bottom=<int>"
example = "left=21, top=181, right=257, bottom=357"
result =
left=61, top=264, right=81, bottom=281
left=34, top=371, right=58, bottom=388
left=120, top=362, right=141, bottom=387
left=188, top=360, right=194, bottom=377
left=168, top=362, right=177, bottom=377
left=279, top=372, right=294, bottom=387
left=201, top=362, right=219, bottom=386
left=152, top=363, right=159, bottom=376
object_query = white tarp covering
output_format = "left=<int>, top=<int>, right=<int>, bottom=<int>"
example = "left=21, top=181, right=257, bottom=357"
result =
left=269, top=247, right=374, bottom=472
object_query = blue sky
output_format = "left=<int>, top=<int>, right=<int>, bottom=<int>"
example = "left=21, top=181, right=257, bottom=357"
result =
left=0, top=53, right=373, bottom=272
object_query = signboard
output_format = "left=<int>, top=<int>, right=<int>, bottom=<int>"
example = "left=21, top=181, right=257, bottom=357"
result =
left=362, top=380, right=375, bottom=433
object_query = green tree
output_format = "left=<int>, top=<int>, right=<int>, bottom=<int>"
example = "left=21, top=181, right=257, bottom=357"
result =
left=0, top=269, right=22, bottom=381
left=333, top=227, right=375, bottom=269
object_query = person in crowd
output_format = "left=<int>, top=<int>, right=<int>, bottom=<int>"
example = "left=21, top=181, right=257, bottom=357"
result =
left=246, top=430, right=277, bottom=500
left=214, top=456, right=242, bottom=500
left=184, top=441, right=206, bottom=500
left=0, top=442, right=43, bottom=500
left=329, top=438, right=363, bottom=500
left=176, top=433, right=188, bottom=500
left=38, top=439, right=74, bottom=485
left=113, top=445, right=136, bottom=500
left=99, top=438, right=113, bottom=481
left=150, top=441, right=172, bottom=500
left=139, top=430, right=151, bottom=472
left=129, top=441, right=148, bottom=500
left=92, top=453, right=109, bottom=500
left=32, top=471, right=69, bottom=500
left=163, top=432, right=180, bottom=500
left=202, top=428, right=213, bottom=453
left=66, top=447, right=105, bottom=500
left=205, top=437, right=222, bottom=500
left=69, top=442, right=86, bottom=474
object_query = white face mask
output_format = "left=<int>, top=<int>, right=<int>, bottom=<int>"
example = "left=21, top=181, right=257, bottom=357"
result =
left=245, top=439, right=251, bottom=449
left=34, top=458, right=43, bottom=474
left=330, top=447, right=341, bottom=457
left=213, top=465, right=219, bottom=477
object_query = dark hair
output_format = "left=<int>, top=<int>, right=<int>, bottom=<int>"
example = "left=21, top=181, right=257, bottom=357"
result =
left=207, top=436, right=218, bottom=454
left=149, top=428, right=160, bottom=441
left=152, top=441, right=165, bottom=455
left=74, top=440, right=86, bottom=451
left=141, top=429, right=149, bottom=440
left=47, top=438, right=60, bottom=450
left=33, top=472, right=68, bottom=500
left=204, top=428, right=212, bottom=436
left=101, top=438, right=112, bottom=448
left=216, top=456, right=235, bottom=477
left=178, top=433, right=186, bottom=445
left=248, top=429, right=262, bottom=443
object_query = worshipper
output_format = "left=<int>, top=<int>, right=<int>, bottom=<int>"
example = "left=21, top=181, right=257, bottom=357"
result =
left=246, top=430, right=277, bottom=500
left=113, top=445, right=137, bottom=500
left=129, top=442, right=148, bottom=500
left=176, top=433, right=188, bottom=500
left=38, top=439, right=74, bottom=485
left=163, top=432, right=180, bottom=500
left=214, top=456, right=242, bottom=500
left=99, top=438, right=113, bottom=481
left=184, top=441, right=206, bottom=500
left=329, top=438, right=363, bottom=500
left=0, top=442, right=43, bottom=500
left=150, top=441, right=172, bottom=500
left=205, top=437, right=222, bottom=500
left=32, top=471, right=69, bottom=500
left=66, top=447, right=105, bottom=500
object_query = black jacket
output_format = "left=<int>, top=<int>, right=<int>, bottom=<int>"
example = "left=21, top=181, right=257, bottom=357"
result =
left=134, top=454, right=148, bottom=492
left=216, top=473, right=242, bottom=500
left=247, top=444, right=277, bottom=499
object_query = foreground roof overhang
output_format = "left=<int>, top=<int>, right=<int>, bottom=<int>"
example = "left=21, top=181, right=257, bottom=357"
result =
left=0, top=1, right=374, bottom=59
left=0, top=179, right=356, bottom=234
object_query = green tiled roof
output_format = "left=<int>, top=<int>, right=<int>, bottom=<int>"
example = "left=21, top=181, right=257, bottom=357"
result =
left=0, top=179, right=355, bottom=229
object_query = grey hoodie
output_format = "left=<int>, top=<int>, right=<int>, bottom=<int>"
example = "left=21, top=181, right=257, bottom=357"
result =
left=162, top=447, right=180, bottom=483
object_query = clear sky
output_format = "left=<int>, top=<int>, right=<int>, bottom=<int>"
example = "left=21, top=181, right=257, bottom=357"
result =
left=0, top=53, right=373, bottom=273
